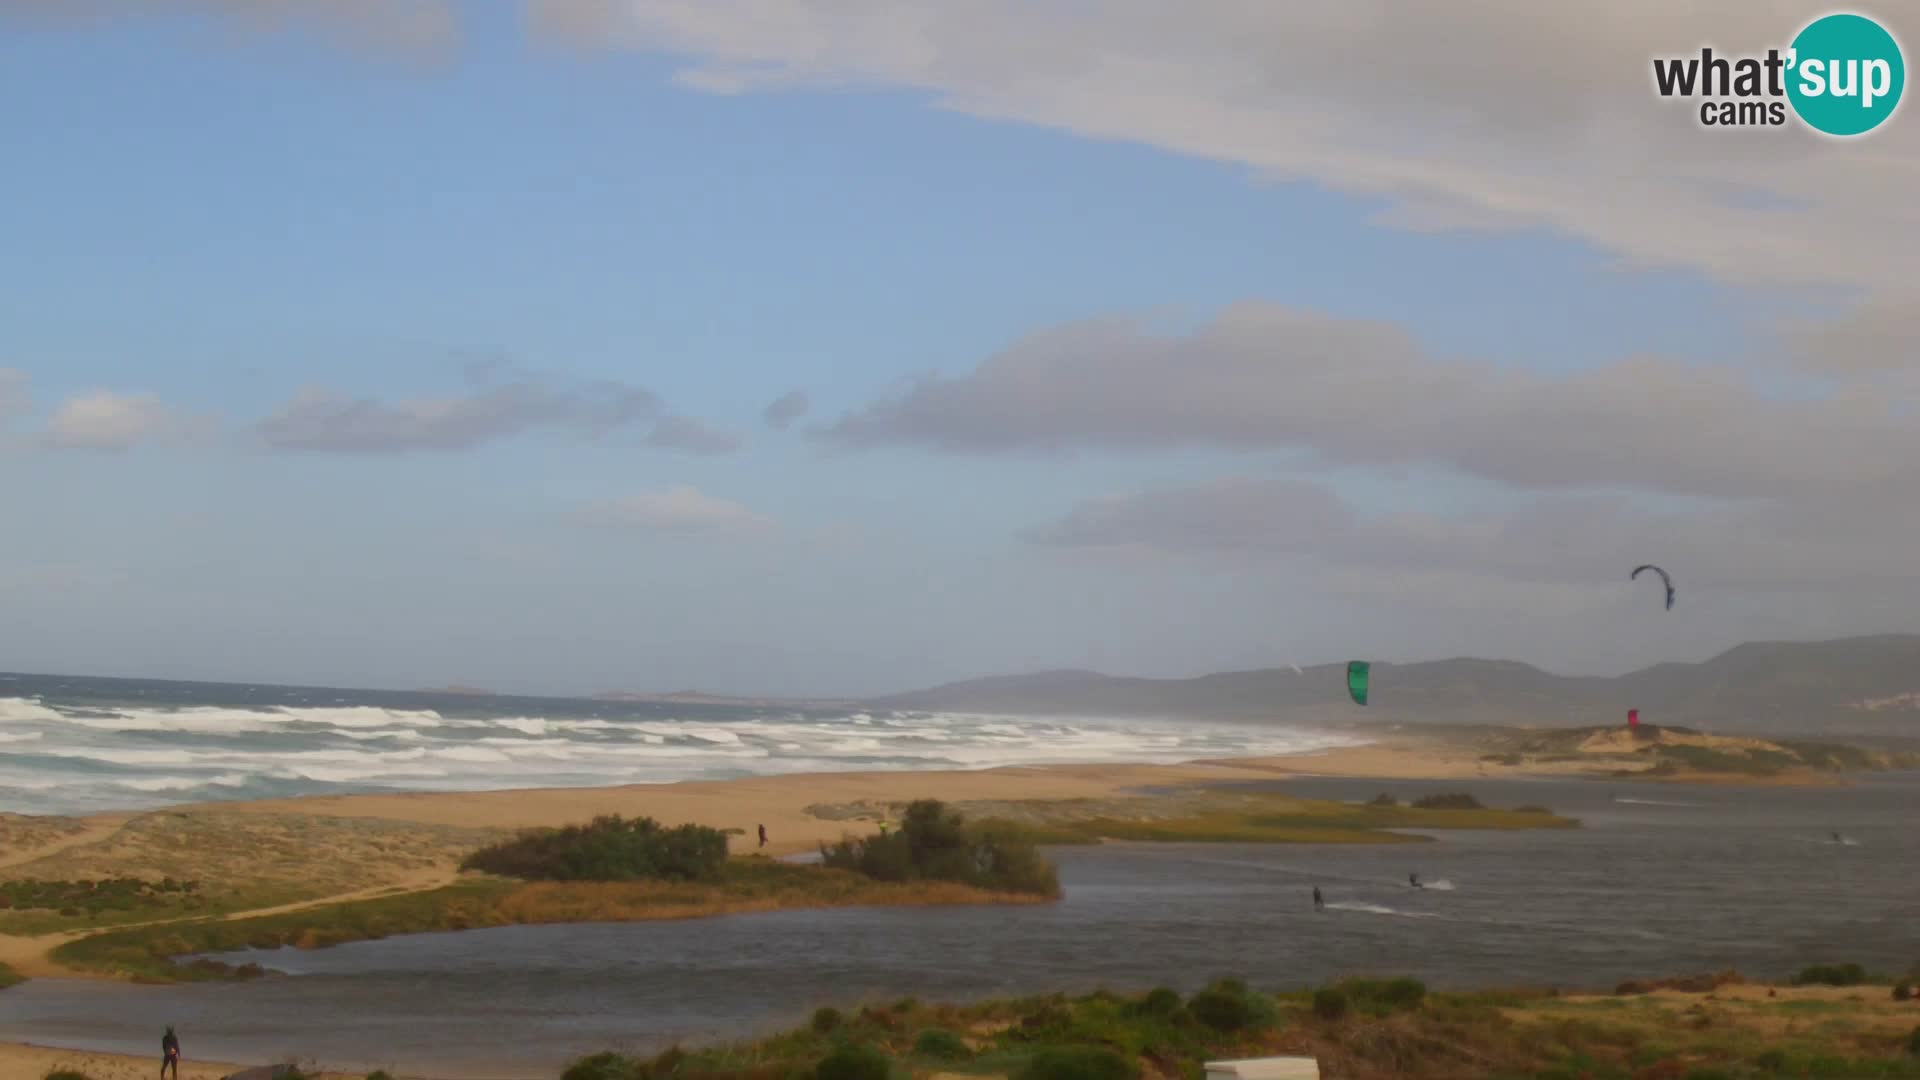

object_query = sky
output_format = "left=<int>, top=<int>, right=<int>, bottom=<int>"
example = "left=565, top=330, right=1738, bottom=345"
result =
left=1, top=1, right=1916, bottom=697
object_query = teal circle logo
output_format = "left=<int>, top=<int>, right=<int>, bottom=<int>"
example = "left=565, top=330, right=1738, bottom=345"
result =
left=1786, top=13, right=1905, bottom=136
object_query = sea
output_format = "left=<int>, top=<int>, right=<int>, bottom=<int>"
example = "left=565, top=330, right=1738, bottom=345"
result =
left=0, top=672, right=1362, bottom=817
left=3, top=775, right=1917, bottom=1077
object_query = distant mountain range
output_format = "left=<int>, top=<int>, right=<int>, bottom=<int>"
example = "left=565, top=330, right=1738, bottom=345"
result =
left=865, top=634, right=1920, bottom=738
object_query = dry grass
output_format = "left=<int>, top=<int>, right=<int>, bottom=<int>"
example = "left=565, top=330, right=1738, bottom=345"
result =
left=0, top=810, right=504, bottom=935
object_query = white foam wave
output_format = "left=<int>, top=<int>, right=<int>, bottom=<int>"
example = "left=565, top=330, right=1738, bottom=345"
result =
left=0, top=693, right=1369, bottom=816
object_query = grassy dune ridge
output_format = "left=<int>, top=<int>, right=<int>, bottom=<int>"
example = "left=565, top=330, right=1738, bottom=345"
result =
left=561, top=975, right=1920, bottom=1080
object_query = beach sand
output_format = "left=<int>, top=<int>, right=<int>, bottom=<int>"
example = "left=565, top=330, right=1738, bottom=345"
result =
left=0, top=1041, right=360, bottom=1080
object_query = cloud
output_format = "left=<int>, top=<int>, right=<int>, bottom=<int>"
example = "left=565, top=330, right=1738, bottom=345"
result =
left=762, top=390, right=810, bottom=429
left=0, top=0, right=460, bottom=53
left=1030, top=475, right=1920, bottom=598
left=257, top=378, right=663, bottom=452
left=825, top=302, right=1920, bottom=501
left=42, top=391, right=207, bottom=450
left=644, top=414, right=743, bottom=454
left=580, top=486, right=775, bottom=534
left=531, top=1, right=1920, bottom=295
left=1781, top=296, right=1920, bottom=377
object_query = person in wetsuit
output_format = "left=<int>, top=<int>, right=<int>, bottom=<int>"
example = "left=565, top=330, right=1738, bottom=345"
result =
left=758, top=823, right=768, bottom=848
left=1312, top=886, right=1323, bottom=910
left=1409, top=873, right=1422, bottom=889
left=161, top=1026, right=180, bottom=1080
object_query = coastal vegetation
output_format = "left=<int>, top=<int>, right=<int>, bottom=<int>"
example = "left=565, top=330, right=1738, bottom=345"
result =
left=1469, top=725, right=1920, bottom=780
left=820, top=800, right=1061, bottom=897
left=51, top=802, right=1058, bottom=983
left=556, top=970, right=1920, bottom=1080
left=937, top=789, right=1578, bottom=847
left=460, top=815, right=731, bottom=882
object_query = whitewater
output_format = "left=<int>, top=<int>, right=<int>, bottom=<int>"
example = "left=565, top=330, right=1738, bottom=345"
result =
left=0, top=672, right=1363, bottom=816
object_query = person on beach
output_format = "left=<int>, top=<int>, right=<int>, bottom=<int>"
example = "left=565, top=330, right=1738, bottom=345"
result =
left=1312, top=886, right=1323, bottom=911
left=1409, top=873, right=1422, bottom=889
left=161, top=1026, right=180, bottom=1080
left=758, top=824, right=768, bottom=848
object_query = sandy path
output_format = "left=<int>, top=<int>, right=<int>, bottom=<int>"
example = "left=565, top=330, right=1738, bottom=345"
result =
left=0, top=816, right=135, bottom=872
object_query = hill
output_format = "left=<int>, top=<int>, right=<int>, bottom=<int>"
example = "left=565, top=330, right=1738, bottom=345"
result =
left=867, top=634, right=1920, bottom=738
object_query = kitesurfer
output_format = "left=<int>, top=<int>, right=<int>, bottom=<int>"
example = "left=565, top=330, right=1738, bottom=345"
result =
left=1312, top=886, right=1324, bottom=910
left=1409, top=873, right=1422, bottom=889
left=161, top=1026, right=180, bottom=1080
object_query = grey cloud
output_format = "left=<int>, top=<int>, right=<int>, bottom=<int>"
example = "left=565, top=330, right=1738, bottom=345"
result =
left=644, top=414, right=743, bottom=455
left=531, top=1, right=1920, bottom=294
left=1031, top=476, right=1920, bottom=597
left=763, top=390, right=810, bottom=430
left=1781, top=296, right=1920, bottom=376
left=257, top=379, right=662, bottom=452
left=825, top=302, right=1920, bottom=501
left=0, top=0, right=460, bottom=52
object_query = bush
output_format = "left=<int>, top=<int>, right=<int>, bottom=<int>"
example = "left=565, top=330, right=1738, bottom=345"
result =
left=911, top=1029, right=970, bottom=1061
left=1132, top=987, right=1183, bottom=1017
left=1791, top=963, right=1868, bottom=987
left=1410, top=793, right=1483, bottom=810
left=461, top=816, right=729, bottom=883
left=819, top=800, right=1059, bottom=896
left=367, top=1072, right=395, bottom=1080
left=1908, top=1026, right=1920, bottom=1057
left=1339, top=977, right=1426, bottom=1015
left=44, top=1071, right=92, bottom=1080
left=1894, top=982, right=1913, bottom=1002
left=1754, top=1048, right=1787, bottom=1073
left=561, top=1053, right=644, bottom=1080
left=814, top=1044, right=891, bottom=1080
left=811, top=1007, right=844, bottom=1033
left=1015, top=1046, right=1138, bottom=1080
left=1312, top=987, right=1349, bottom=1021
left=1187, top=988, right=1255, bottom=1032
left=1367, top=793, right=1398, bottom=806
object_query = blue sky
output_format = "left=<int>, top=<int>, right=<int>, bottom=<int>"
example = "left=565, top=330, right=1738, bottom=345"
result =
left=2, top=3, right=1915, bottom=695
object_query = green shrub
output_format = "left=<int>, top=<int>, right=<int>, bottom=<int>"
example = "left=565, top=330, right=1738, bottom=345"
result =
left=1133, top=987, right=1183, bottom=1017
left=460, top=815, right=729, bottom=883
left=811, top=1007, right=844, bottom=1033
left=1187, top=988, right=1255, bottom=1032
left=44, top=1071, right=92, bottom=1080
left=1368, top=793, right=1399, bottom=806
left=1339, top=977, right=1426, bottom=1015
left=1312, top=987, right=1349, bottom=1021
left=1895, top=982, right=1913, bottom=1002
left=911, top=1028, right=970, bottom=1061
left=1754, top=1048, right=1788, bottom=1073
left=561, top=1053, right=644, bottom=1080
left=1681, top=1070, right=1733, bottom=1080
left=1015, top=1046, right=1138, bottom=1080
left=1410, top=792, right=1483, bottom=810
left=1791, top=963, right=1868, bottom=987
left=819, top=800, right=1059, bottom=896
left=366, top=1072, right=395, bottom=1080
left=1908, top=1026, right=1920, bottom=1058
left=814, top=1044, right=891, bottom=1080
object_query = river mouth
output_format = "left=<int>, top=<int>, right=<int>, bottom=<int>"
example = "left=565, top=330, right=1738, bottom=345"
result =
left=3, top=775, right=1916, bottom=1076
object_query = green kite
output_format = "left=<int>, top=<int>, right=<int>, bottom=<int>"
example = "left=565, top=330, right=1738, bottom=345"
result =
left=1346, top=661, right=1370, bottom=706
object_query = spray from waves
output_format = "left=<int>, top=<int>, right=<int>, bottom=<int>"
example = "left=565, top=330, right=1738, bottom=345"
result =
left=1417, top=878, right=1455, bottom=891
left=1324, top=901, right=1439, bottom=918
left=0, top=692, right=1370, bottom=816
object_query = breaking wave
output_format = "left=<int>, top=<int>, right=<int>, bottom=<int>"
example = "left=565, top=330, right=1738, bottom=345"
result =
left=0, top=685, right=1365, bottom=816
